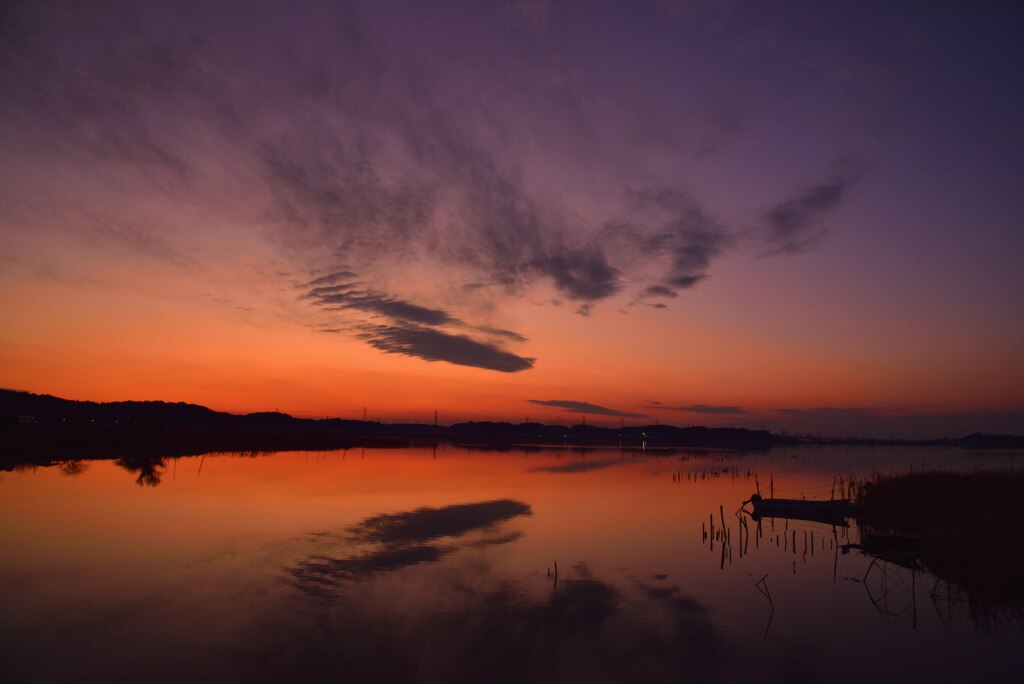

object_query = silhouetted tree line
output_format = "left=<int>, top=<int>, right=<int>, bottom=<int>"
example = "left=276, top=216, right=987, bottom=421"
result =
left=2, top=389, right=1019, bottom=466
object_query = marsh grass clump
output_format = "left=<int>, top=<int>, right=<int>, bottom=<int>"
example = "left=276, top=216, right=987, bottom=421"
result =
left=857, top=471, right=1024, bottom=623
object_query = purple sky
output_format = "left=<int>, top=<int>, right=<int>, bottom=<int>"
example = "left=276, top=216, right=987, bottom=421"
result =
left=1, top=1, right=1022, bottom=436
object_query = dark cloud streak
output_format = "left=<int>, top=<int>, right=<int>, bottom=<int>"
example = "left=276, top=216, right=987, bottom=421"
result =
left=308, top=283, right=456, bottom=326
left=528, top=399, right=646, bottom=418
left=303, top=270, right=358, bottom=287
left=303, top=278, right=533, bottom=372
left=362, top=324, right=535, bottom=373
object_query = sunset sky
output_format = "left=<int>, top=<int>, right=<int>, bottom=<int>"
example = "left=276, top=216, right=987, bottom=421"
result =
left=1, top=1, right=1022, bottom=437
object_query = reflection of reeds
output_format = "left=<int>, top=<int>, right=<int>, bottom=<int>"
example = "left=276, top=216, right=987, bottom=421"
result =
left=857, top=471, right=1024, bottom=627
left=754, top=574, right=774, bottom=640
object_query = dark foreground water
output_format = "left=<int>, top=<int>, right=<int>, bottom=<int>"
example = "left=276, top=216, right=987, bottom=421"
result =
left=1, top=444, right=1020, bottom=683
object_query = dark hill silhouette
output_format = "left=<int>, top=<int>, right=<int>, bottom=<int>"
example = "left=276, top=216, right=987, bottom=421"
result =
left=1, top=389, right=776, bottom=461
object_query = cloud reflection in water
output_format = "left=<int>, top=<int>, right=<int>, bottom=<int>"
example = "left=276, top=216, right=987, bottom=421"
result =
left=529, top=459, right=625, bottom=475
left=289, top=499, right=531, bottom=592
left=274, top=500, right=726, bottom=683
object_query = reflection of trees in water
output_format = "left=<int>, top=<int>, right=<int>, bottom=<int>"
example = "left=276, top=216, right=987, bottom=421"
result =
left=57, top=460, right=89, bottom=477
left=114, top=455, right=165, bottom=487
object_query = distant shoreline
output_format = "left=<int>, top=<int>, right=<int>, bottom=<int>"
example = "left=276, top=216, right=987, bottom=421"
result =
left=2, top=389, right=1022, bottom=464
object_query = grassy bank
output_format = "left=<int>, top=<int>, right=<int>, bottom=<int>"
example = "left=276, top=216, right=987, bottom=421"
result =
left=857, top=471, right=1024, bottom=622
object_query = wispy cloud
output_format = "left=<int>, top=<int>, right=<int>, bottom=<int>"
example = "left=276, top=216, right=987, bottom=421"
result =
left=600, top=188, right=731, bottom=301
left=303, top=270, right=358, bottom=287
left=640, top=285, right=679, bottom=299
left=0, top=2, right=861, bottom=374
left=761, top=170, right=861, bottom=255
left=527, top=399, right=646, bottom=418
left=533, top=247, right=621, bottom=300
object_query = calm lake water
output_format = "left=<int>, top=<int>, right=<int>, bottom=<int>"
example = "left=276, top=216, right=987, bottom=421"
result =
left=1, top=444, right=1020, bottom=683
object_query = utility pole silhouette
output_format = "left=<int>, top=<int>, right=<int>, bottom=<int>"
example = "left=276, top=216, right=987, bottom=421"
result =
left=363, top=406, right=367, bottom=420
left=434, top=410, right=438, bottom=427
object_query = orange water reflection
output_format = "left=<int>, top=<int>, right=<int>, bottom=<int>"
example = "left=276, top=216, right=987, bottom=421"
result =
left=1, top=445, right=1020, bottom=683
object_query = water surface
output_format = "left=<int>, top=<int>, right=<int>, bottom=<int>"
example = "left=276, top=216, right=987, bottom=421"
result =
left=1, top=444, right=1020, bottom=682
